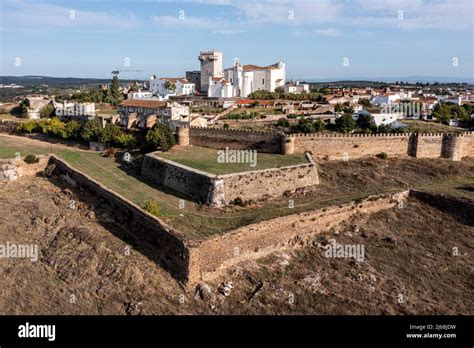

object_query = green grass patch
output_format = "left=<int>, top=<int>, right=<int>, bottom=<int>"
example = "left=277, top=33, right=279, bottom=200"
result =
left=159, top=146, right=308, bottom=175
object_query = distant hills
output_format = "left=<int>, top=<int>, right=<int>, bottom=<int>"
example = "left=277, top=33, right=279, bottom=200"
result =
left=1, top=75, right=473, bottom=88
left=304, top=76, right=474, bottom=84
left=0, top=75, right=136, bottom=88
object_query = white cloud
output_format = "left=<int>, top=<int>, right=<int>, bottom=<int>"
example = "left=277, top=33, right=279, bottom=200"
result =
left=152, top=15, right=222, bottom=29
left=0, top=0, right=136, bottom=32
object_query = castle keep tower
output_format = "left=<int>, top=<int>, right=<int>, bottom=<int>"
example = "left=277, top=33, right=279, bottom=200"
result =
left=199, top=51, right=223, bottom=94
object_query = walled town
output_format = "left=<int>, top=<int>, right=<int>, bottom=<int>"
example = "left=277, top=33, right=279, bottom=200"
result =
left=0, top=48, right=473, bottom=316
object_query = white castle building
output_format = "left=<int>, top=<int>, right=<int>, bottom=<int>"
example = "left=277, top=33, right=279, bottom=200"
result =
left=197, top=50, right=285, bottom=98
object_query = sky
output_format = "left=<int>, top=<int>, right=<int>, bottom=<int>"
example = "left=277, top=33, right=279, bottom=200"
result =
left=1, top=0, right=473, bottom=80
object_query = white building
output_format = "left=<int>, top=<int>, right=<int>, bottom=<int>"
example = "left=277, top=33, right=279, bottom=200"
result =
left=356, top=109, right=403, bottom=127
left=284, top=82, right=309, bottom=94
left=208, top=59, right=285, bottom=98
left=208, top=77, right=234, bottom=98
left=442, top=95, right=463, bottom=105
left=117, top=99, right=190, bottom=129
left=127, top=90, right=156, bottom=100
left=54, top=101, right=95, bottom=117
left=370, top=93, right=401, bottom=106
left=149, top=76, right=195, bottom=100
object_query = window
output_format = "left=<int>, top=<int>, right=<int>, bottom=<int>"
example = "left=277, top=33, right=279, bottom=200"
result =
left=262, top=79, right=265, bottom=84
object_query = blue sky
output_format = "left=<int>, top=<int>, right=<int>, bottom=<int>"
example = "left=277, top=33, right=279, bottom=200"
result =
left=1, top=0, right=473, bottom=80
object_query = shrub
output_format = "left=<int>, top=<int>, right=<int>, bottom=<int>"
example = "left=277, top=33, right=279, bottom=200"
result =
left=232, top=197, right=246, bottom=207
left=335, top=113, right=356, bottom=133
left=81, top=118, right=102, bottom=141
left=114, top=133, right=137, bottom=148
left=39, top=103, right=55, bottom=118
left=64, top=120, right=81, bottom=139
left=276, top=118, right=290, bottom=128
left=145, top=123, right=176, bottom=151
left=24, top=154, right=39, bottom=164
left=17, top=120, right=37, bottom=134
left=46, top=118, right=67, bottom=138
left=144, top=200, right=161, bottom=216
left=356, top=114, right=376, bottom=130
left=376, top=152, right=388, bottom=160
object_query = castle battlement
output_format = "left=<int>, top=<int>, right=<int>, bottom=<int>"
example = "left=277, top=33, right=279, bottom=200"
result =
left=189, top=126, right=278, bottom=136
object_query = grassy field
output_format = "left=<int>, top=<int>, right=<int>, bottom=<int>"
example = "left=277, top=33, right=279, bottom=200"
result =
left=0, top=135, right=55, bottom=158
left=1, top=134, right=473, bottom=239
left=403, top=120, right=464, bottom=133
left=159, top=146, right=308, bottom=175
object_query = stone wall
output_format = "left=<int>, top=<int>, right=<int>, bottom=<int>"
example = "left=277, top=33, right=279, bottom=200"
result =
left=49, top=155, right=191, bottom=282
left=459, top=132, right=474, bottom=158
left=220, top=154, right=319, bottom=203
left=141, top=152, right=319, bottom=206
left=188, top=126, right=282, bottom=153
left=415, top=134, right=444, bottom=158
left=187, top=191, right=409, bottom=283
left=291, top=133, right=410, bottom=160
left=141, top=153, right=217, bottom=204
left=179, top=126, right=473, bottom=161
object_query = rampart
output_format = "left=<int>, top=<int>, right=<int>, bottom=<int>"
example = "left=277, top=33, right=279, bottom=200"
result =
left=141, top=152, right=319, bottom=206
left=49, top=155, right=191, bottom=282
left=28, top=159, right=473, bottom=286
left=187, top=191, right=409, bottom=282
left=188, top=126, right=282, bottom=153
left=179, top=126, right=474, bottom=161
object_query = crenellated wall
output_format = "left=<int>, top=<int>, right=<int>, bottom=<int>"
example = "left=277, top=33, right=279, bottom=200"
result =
left=290, top=133, right=410, bottom=160
left=177, top=127, right=473, bottom=161
left=187, top=126, right=282, bottom=153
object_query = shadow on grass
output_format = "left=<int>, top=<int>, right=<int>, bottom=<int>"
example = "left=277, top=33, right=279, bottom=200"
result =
left=44, top=170, right=189, bottom=283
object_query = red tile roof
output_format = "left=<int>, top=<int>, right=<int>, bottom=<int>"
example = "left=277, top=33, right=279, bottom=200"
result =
left=161, top=77, right=191, bottom=84
left=119, top=100, right=167, bottom=108
left=236, top=99, right=257, bottom=105
left=242, top=62, right=280, bottom=71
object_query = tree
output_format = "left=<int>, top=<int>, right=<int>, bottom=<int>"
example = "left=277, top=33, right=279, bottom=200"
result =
left=46, top=118, right=67, bottom=138
left=17, top=120, right=37, bottom=134
left=274, top=87, right=285, bottom=98
left=164, top=81, right=176, bottom=93
left=19, top=99, right=30, bottom=118
left=358, top=98, right=371, bottom=107
left=81, top=118, right=102, bottom=142
left=334, top=103, right=343, bottom=112
left=336, top=113, right=356, bottom=133
left=314, top=119, right=326, bottom=132
left=356, top=114, right=376, bottom=130
left=64, top=120, right=81, bottom=139
left=40, top=103, right=55, bottom=118
left=145, top=123, right=176, bottom=151
left=276, top=117, right=290, bottom=128
left=111, top=76, right=121, bottom=99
